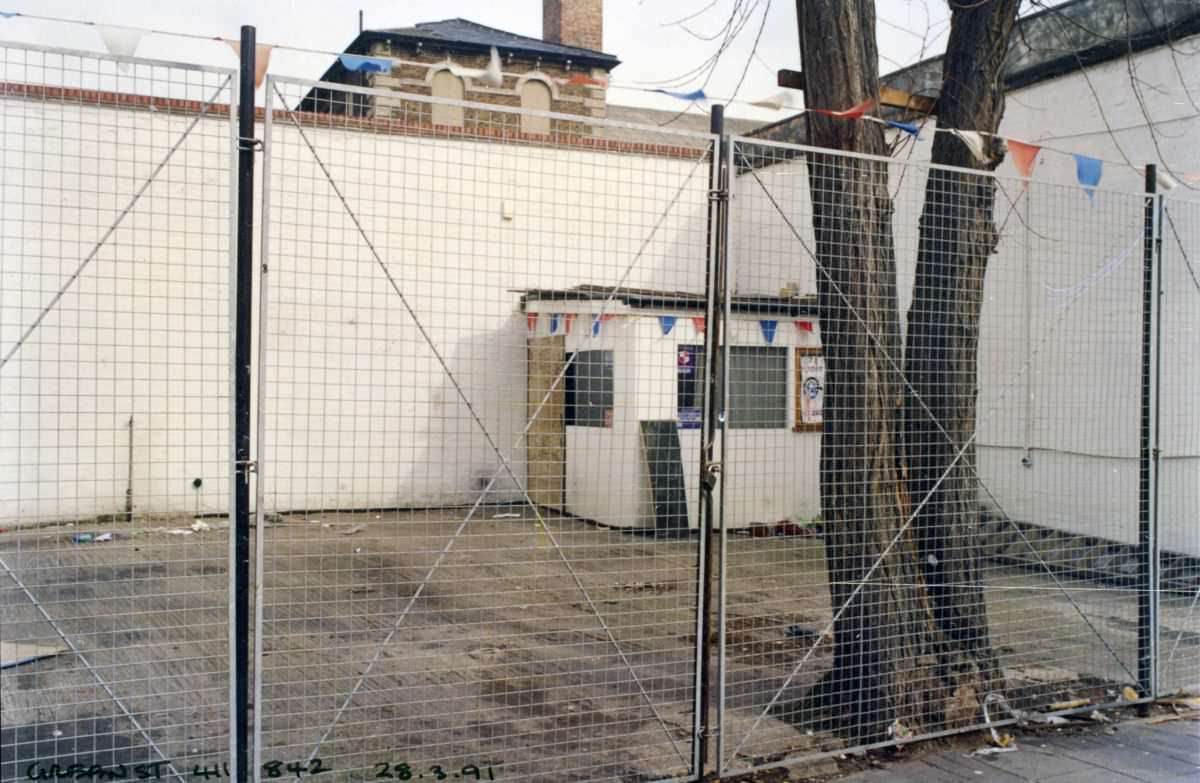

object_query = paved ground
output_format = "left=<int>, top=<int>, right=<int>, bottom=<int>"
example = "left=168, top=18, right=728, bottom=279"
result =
left=3, top=508, right=1198, bottom=782
left=840, top=718, right=1200, bottom=782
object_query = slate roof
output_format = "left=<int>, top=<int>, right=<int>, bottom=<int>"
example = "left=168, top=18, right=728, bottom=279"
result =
left=355, top=18, right=620, bottom=69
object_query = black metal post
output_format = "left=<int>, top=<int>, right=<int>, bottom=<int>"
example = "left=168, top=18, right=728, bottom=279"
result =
left=696, top=104, right=726, bottom=779
left=1137, top=163, right=1158, bottom=707
left=234, top=24, right=257, bottom=783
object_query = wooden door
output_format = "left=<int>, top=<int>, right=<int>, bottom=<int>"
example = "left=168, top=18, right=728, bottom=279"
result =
left=527, top=335, right=566, bottom=511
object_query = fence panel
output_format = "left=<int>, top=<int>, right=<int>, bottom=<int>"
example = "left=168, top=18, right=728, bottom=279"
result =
left=717, top=136, right=1179, bottom=774
left=255, top=77, right=714, bottom=782
left=0, top=44, right=237, bottom=782
left=1159, top=195, right=1200, bottom=696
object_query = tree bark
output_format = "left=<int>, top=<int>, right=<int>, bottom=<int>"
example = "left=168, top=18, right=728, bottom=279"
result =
left=902, top=0, right=1022, bottom=721
left=796, top=0, right=943, bottom=743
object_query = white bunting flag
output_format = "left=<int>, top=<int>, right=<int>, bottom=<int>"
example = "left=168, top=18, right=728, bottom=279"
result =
left=98, top=26, right=146, bottom=72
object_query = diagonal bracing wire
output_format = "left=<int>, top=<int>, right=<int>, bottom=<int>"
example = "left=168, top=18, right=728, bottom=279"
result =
left=727, top=149, right=1142, bottom=760
left=271, top=84, right=708, bottom=768
left=0, top=75, right=233, bottom=373
left=1, top=556, right=185, bottom=782
left=727, top=431, right=980, bottom=761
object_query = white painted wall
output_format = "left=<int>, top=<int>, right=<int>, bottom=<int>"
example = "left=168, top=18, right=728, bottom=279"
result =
left=0, top=92, right=717, bottom=525
left=0, top=95, right=235, bottom=525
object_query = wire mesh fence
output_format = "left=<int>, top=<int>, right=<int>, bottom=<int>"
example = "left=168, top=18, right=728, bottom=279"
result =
left=0, top=36, right=1197, bottom=783
left=0, top=44, right=236, bottom=782
left=717, top=136, right=1197, bottom=775
left=253, top=76, right=714, bottom=783
left=1159, top=196, right=1200, bottom=697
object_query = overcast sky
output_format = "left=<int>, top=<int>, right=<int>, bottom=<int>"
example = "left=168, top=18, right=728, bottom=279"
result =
left=0, top=0, right=980, bottom=120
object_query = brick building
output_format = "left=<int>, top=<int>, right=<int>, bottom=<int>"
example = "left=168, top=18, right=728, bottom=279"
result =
left=300, top=0, right=619, bottom=136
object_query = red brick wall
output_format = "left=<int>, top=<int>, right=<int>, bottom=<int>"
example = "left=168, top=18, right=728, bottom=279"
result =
left=543, top=0, right=603, bottom=52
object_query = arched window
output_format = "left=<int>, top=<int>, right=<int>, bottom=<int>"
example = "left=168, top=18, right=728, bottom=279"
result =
left=520, top=79, right=552, bottom=135
left=430, top=69, right=464, bottom=127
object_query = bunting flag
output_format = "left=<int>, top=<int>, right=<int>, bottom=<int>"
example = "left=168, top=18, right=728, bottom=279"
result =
left=794, top=320, right=814, bottom=333
left=564, top=313, right=576, bottom=335
left=654, top=88, right=707, bottom=103
left=591, top=313, right=615, bottom=336
left=691, top=316, right=706, bottom=335
left=1073, top=153, right=1103, bottom=200
left=749, top=92, right=797, bottom=112
left=339, top=54, right=391, bottom=73
left=448, top=46, right=503, bottom=88
left=566, top=73, right=607, bottom=87
left=549, top=314, right=561, bottom=335
left=98, top=25, right=146, bottom=69
left=526, top=313, right=538, bottom=333
left=1145, top=168, right=1178, bottom=191
left=884, top=119, right=920, bottom=138
left=224, top=40, right=273, bottom=88
left=659, top=315, right=677, bottom=336
left=759, top=320, right=778, bottom=345
left=1006, top=139, right=1042, bottom=179
left=812, top=98, right=873, bottom=120
left=950, top=129, right=988, bottom=163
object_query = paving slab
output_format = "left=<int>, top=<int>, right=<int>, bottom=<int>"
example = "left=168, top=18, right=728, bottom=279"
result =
left=838, top=719, right=1200, bottom=783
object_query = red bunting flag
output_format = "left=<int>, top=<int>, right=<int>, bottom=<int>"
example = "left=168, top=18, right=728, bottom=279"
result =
left=794, top=320, right=813, bottom=332
left=564, top=313, right=576, bottom=334
left=526, top=313, right=538, bottom=332
left=566, top=73, right=608, bottom=87
left=813, top=98, right=874, bottom=120
left=1007, top=139, right=1041, bottom=178
left=691, top=317, right=706, bottom=335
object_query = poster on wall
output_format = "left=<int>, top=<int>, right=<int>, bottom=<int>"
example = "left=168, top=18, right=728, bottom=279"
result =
left=677, top=345, right=703, bottom=429
left=796, top=349, right=824, bottom=430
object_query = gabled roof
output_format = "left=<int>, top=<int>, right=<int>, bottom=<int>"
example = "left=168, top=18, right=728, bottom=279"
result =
left=355, top=18, right=620, bottom=70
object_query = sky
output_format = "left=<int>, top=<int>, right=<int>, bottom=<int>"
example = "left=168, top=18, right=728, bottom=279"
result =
left=0, top=0, right=966, bottom=121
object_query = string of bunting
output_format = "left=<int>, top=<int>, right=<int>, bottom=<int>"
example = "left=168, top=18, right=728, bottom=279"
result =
left=529, top=312, right=816, bottom=345
left=767, top=97, right=1199, bottom=198
left=2, top=9, right=1196, bottom=190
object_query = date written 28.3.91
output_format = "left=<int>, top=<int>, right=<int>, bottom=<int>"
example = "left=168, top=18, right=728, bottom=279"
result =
left=373, top=763, right=496, bottom=780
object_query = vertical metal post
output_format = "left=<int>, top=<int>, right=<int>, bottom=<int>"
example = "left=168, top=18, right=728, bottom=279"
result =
left=715, top=129, right=734, bottom=776
left=695, top=104, right=726, bottom=779
left=233, top=24, right=257, bottom=783
left=1137, top=164, right=1159, bottom=705
left=253, top=76, right=275, bottom=781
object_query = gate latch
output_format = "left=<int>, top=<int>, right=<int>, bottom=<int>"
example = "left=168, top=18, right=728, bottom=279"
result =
left=701, top=461, right=722, bottom=492
left=237, top=459, right=257, bottom=482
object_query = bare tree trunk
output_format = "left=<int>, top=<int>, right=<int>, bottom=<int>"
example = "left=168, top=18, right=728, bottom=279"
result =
left=902, top=0, right=1022, bottom=720
left=796, top=0, right=943, bottom=743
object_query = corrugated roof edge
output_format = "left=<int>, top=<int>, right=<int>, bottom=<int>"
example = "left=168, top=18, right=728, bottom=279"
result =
left=743, top=0, right=1200, bottom=143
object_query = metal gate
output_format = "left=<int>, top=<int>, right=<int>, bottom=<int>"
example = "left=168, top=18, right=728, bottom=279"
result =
left=252, top=75, right=717, bottom=782
left=0, top=43, right=239, bottom=782
left=713, top=134, right=1199, bottom=776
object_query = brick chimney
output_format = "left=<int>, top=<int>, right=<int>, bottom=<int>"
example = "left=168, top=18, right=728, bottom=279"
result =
left=543, top=0, right=603, bottom=52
